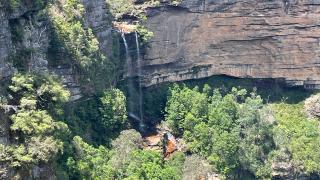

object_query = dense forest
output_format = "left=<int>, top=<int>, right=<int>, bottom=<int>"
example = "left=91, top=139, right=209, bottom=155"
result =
left=0, top=0, right=320, bottom=179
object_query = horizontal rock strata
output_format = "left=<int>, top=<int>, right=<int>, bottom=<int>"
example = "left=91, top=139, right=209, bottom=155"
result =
left=140, top=0, right=320, bottom=88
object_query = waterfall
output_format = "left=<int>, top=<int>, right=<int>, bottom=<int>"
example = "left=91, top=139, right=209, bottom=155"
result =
left=121, top=33, right=133, bottom=112
left=121, top=33, right=145, bottom=132
left=135, top=31, right=144, bottom=124
left=121, top=33, right=130, bottom=76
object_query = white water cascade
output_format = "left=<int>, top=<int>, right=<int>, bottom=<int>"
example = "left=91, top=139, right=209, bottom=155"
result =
left=121, top=33, right=145, bottom=132
left=135, top=31, right=144, bottom=125
left=121, top=33, right=133, bottom=112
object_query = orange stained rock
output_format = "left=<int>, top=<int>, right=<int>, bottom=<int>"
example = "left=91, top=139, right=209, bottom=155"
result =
left=164, top=133, right=177, bottom=157
left=166, top=139, right=177, bottom=154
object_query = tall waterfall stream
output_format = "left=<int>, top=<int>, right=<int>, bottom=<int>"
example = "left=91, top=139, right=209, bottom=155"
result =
left=121, top=33, right=145, bottom=132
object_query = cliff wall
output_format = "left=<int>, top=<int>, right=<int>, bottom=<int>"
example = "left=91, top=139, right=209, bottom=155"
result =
left=0, top=0, right=111, bottom=178
left=141, top=0, right=320, bottom=88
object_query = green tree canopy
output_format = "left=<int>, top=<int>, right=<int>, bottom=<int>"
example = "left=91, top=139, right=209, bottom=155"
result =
left=1, top=73, right=70, bottom=170
left=99, top=88, right=128, bottom=133
left=165, top=84, right=275, bottom=177
left=272, top=103, right=320, bottom=175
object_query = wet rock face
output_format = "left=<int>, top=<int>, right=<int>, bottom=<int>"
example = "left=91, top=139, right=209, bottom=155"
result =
left=141, top=0, right=320, bottom=89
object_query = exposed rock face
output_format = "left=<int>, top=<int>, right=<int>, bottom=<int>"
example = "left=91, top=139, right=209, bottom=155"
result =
left=52, top=65, right=83, bottom=101
left=0, top=108, right=11, bottom=146
left=0, top=1, right=52, bottom=80
left=304, top=94, right=320, bottom=119
left=10, top=10, right=49, bottom=73
left=81, top=0, right=114, bottom=58
left=141, top=0, right=320, bottom=88
left=0, top=0, right=115, bottom=101
left=0, top=4, right=14, bottom=80
left=271, top=148, right=295, bottom=179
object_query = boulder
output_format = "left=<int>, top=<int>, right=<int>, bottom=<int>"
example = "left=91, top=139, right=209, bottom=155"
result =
left=163, top=132, right=178, bottom=157
left=304, top=94, right=320, bottom=119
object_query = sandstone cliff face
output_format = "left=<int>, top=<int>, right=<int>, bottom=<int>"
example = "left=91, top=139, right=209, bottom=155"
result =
left=0, top=0, right=113, bottom=101
left=141, top=0, right=320, bottom=88
left=0, top=3, right=17, bottom=81
left=81, top=0, right=114, bottom=57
